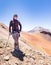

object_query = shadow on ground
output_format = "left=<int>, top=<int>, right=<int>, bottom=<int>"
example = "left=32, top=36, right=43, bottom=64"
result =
left=11, top=49, right=25, bottom=61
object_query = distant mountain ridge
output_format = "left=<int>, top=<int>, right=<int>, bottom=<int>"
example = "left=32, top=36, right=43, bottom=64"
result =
left=28, top=27, right=51, bottom=33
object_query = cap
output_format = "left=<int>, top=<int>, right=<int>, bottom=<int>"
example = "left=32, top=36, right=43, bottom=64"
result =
left=13, top=14, right=18, bottom=17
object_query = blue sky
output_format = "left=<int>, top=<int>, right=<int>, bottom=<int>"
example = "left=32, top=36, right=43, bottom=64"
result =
left=0, top=0, right=51, bottom=31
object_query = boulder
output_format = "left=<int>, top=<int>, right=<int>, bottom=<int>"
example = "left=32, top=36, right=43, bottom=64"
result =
left=4, top=55, right=10, bottom=61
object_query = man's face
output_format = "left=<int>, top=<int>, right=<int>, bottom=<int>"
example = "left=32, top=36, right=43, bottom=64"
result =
left=13, top=16, right=17, bottom=20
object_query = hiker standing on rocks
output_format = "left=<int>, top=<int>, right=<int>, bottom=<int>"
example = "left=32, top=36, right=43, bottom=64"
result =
left=9, top=14, right=22, bottom=51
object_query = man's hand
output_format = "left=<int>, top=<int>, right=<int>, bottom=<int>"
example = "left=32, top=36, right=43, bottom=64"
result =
left=19, top=30, right=21, bottom=33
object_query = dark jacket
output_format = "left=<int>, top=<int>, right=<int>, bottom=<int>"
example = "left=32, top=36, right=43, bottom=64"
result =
left=9, top=19, right=22, bottom=33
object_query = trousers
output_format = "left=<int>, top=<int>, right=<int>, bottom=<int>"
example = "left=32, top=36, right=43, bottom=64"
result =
left=12, top=31, right=20, bottom=50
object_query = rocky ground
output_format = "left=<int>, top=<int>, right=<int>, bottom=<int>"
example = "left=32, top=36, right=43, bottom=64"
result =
left=0, top=38, right=51, bottom=65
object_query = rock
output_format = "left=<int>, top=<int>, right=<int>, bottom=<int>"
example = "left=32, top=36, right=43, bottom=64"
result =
left=0, top=40, right=6, bottom=48
left=0, top=49, right=4, bottom=55
left=4, top=55, right=10, bottom=61
left=39, top=59, right=44, bottom=63
left=24, top=56, right=29, bottom=62
left=29, top=58, right=35, bottom=62
left=0, top=43, right=3, bottom=48
left=43, top=63, right=50, bottom=65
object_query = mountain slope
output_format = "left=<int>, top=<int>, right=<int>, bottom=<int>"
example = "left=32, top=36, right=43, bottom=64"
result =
left=0, top=23, right=51, bottom=65
left=0, top=23, right=8, bottom=31
left=28, top=27, right=51, bottom=33
left=21, top=32, right=51, bottom=55
left=0, top=23, right=51, bottom=55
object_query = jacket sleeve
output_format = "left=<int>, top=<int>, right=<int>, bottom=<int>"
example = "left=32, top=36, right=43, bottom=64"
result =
left=18, top=21, right=22, bottom=32
left=9, top=21, right=12, bottom=33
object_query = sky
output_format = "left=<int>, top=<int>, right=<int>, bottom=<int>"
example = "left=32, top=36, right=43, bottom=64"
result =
left=0, top=0, right=51, bottom=31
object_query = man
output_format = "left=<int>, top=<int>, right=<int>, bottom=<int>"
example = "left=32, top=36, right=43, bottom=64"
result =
left=9, top=14, right=22, bottom=51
